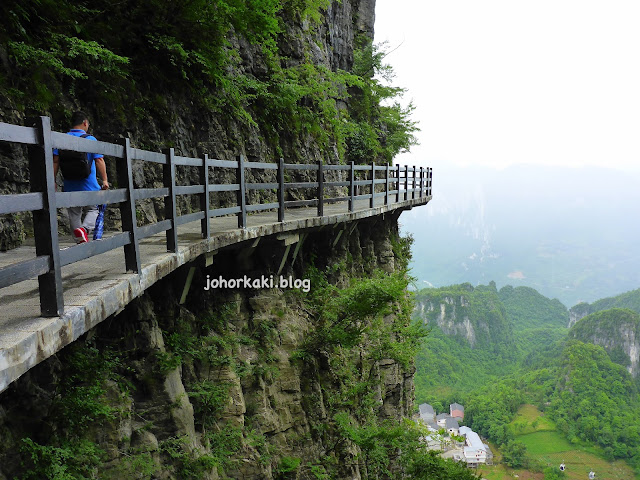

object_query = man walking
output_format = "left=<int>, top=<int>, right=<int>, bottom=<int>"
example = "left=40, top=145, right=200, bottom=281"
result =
left=53, top=111, right=109, bottom=243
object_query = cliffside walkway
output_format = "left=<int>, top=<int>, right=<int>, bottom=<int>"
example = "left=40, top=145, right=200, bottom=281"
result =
left=0, top=117, right=431, bottom=393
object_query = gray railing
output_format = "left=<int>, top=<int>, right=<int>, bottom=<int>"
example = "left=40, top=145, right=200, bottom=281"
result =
left=0, top=116, right=432, bottom=317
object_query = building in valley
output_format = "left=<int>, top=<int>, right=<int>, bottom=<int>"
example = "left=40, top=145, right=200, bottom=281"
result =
left=450, top=402, right=464, bottom=421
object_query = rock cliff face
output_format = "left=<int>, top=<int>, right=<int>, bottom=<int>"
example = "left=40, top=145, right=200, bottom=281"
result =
left=413, top=283, right=515, bottom=355
left=569, top=308, right=640, bottom=377
left=0, top=216, right=417, bottom=479
left=0, top=0, right=376, bottom=249
left=568, top=303, right=591, bottom=329
left=416, top=295, right=479, bottom=347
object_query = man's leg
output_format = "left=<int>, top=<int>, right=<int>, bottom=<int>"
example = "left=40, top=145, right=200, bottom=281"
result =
left=68, top=206, right=89, bottom=243
left=67, top=207, right=83, bottom=231
left=81, top=205, right=99, bottom=235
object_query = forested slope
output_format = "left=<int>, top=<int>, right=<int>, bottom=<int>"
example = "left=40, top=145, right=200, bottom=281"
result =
left=465, top=340, right=640, bottom=472
left=569, top=308, right=640, bottom=377
left=413, top=282, right=569, bottom=402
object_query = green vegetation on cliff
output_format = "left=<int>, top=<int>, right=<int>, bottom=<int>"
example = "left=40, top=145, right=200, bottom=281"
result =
left=413, top=282, right=570, bottom=403
left=413, top=327, right=516, bottom=398
left=570, top=307, right=640, bottom=339
left=0, top=0, right=417, bottom=163
left=497, top=285, right=569, bottom=362
left=569, top=308, right=640, bottom=370
left=414, top=282, right=515, bottom=355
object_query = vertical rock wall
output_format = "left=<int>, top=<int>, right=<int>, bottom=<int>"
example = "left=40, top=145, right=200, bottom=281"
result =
left=0, top=0, right=377, bottom=249
left=0, top=215, right=416, bottom=479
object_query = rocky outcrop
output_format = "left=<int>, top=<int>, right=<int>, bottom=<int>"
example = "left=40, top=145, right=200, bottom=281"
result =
left=414, top=284, right=515, bottom=356
left=569, top=308, right=640, bottom=377
left=568, top=302, right=591, bottom=329
left=416, top=297, right=479, bottom=347
left=0, top=216, right=415, bottom=479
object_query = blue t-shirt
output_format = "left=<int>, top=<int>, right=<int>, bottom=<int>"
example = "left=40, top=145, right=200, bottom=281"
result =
left=54, top=129, right=104, bottom=192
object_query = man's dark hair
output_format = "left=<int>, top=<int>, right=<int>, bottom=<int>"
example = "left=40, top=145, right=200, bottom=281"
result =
left=70, top=111, right=89, bottom=128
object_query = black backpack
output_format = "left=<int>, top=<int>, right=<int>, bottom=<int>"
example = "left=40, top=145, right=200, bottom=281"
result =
left=59, top=133, right=92, bottom=180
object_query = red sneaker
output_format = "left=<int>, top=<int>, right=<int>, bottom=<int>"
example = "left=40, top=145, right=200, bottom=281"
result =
left=73, top=227, right=88, bottom=244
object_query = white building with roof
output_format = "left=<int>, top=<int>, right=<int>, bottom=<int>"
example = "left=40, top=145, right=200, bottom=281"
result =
left=457, top=426, right=493, bottom=467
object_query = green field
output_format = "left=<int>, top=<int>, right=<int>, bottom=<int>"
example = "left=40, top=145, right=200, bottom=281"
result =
left=509, top=404, right=556, bottom=435
left=475, top=405, right=638, bottom=480
left=519, top=430, right=575, bottom=454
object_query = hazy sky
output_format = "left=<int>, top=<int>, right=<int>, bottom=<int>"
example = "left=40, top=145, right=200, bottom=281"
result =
left=374, top=0, right=640, bottom=171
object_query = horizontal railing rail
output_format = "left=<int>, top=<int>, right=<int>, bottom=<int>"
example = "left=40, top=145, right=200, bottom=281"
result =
left=0, top=117, right=432, bottom=317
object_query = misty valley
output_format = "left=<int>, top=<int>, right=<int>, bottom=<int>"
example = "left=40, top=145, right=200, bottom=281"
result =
left=402, top=164, right=640, bottom=308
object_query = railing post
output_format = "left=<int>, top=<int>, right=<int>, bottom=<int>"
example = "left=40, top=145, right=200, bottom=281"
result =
left=404, top=165, right=409, bottom=201
left=236, top=154, right=246, bottom=228
left=396, top=164, right=401, bottom=203
left=200, top=153, right=210, bottom=239
left=429, top=168, right=433, bottom=196
left=317, top=161, right=324, bottom=217
left=425, top=167, right=429, bottom=197
left=385, top=163, right=390, bottom=206
left=349, top=161, right=355, bottom=212
left=278, top=157, right=285, bottom=222
left=370, top=162, right=375, bottom=208
left=117, top=137, right=141, bottom=272
left=413, top=166, right=417, bottom=200
left=419, top=167, right=424, bottom=197
left=163, top=147, right=178, bottom=252
left=29, top=116, right=63, bottom=316
left=384, top=162, right=389, bottom=205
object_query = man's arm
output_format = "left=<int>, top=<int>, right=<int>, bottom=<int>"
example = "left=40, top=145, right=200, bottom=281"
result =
left=94, top=157, right=109, bottom=190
